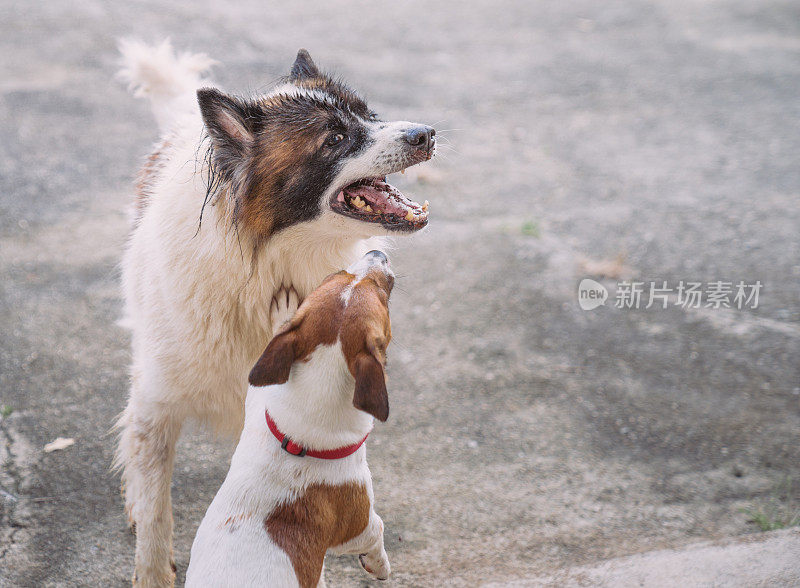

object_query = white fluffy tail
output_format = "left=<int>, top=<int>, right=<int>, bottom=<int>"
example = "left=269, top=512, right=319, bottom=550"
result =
left=117, top=38, right=216, bottom=133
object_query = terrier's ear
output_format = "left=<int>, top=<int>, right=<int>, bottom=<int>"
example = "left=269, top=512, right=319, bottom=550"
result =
left=197, top=88, right=255, bottom=160
left=352, top=352, right=389, bottom=422
left=249, top=331, right=296, bottom=387
left=289, top=49, right=321, bottom=82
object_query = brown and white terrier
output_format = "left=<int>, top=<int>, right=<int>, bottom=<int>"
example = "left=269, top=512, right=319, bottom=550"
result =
left=186, top=250, right=395, bottom=587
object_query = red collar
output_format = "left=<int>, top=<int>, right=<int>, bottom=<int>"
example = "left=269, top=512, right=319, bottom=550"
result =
left=264, top=409, right=369, bottom=459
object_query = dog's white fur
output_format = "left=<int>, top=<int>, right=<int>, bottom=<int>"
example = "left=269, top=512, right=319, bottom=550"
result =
left=185, top=278, right=389, bottom=587
left=117, top=39, right=217, bottom=132
left=115, top=42, right=395, bottom=586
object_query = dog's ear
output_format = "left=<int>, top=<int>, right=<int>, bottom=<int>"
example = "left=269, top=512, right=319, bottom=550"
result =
left=197, top=88, right=255, bottom=159
left=289, top=49, right=321, bottom=82
left=352, top=351, right=389, bottom=422
left=249, top=330, right=297, bottom=387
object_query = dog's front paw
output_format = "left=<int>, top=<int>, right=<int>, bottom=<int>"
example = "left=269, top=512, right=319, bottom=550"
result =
left=270, top=286, right=299, bottom=328
left=359, top=551, right=390, bottom=581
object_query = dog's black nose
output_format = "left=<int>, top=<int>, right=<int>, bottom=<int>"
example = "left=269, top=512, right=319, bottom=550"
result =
left=403, top=125, right=435, bottom=151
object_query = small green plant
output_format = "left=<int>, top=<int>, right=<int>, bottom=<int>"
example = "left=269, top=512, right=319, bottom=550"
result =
left=520, top=220, right=540, bottom=238
left=0, top=405, right=12, bottom=418
left=741, top=477, right=800, bottom=531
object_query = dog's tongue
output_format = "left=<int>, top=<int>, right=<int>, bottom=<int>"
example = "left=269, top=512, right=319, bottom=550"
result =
left=343, top=180, right=424, bottom=216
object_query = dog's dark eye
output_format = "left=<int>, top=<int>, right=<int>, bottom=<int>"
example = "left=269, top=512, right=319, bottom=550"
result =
left=326, top=133, right=345, bottom=146
left=368, top=113, right=379, bottom=121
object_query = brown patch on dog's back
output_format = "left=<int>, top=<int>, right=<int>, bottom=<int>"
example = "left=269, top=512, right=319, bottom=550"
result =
left=134, top=138, right=170, bottom=225
left=265, top=482, right=370, bottom=588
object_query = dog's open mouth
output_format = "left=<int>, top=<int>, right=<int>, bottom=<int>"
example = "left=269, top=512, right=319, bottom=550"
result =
left=331, top=176, right=429, bottom=232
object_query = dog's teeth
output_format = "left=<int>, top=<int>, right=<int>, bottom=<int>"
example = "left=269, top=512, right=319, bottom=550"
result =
left=405, top=210, right=415, bottom=221
left=422, top=200, right=429, bottom=212
left=351, top=196, right=365, bottom=209
left=364, top=205, right=372, bottom=212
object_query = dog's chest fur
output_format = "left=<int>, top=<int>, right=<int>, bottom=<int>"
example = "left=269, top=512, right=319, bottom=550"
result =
left=122, top=131, right=381, bottom=434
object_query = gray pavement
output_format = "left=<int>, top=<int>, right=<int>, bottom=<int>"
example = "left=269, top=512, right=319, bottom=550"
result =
left=1, top=0, right=799, bottom=586
left=508, top=529, right=800, bottom=587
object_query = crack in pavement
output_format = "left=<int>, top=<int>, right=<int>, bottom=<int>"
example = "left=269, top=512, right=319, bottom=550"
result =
left=0, top=417, right=34, bottom=580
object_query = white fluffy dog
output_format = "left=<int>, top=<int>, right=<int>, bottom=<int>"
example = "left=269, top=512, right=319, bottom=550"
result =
left=115, top=40, right=434, bottom=586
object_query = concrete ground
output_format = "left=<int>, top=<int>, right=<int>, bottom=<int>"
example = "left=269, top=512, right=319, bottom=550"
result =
left=1, top=0, right=799, bottom=586
left=507, top=529, right=800, bottom=587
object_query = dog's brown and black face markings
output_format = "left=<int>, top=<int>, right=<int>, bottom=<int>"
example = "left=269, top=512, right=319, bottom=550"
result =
left=198, top=50, right=377, bottom=236
left=198, top=49, right=433, bottom=238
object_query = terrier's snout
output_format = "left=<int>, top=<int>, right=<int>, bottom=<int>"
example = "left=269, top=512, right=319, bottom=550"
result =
left=403, top=125, right=435, bottom=151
